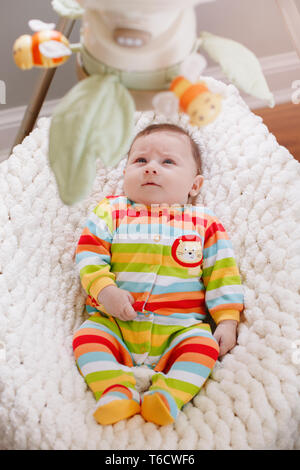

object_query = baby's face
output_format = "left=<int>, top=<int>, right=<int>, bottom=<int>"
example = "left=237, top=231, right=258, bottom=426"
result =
left=123, top=131, right=203, bottom=206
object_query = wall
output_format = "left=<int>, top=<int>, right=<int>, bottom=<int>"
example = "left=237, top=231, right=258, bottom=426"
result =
left=0, top=0, right=299, bottom=154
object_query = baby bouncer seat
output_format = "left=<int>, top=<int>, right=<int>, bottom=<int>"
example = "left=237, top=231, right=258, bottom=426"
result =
left=1, top=0, right=300, bottom=450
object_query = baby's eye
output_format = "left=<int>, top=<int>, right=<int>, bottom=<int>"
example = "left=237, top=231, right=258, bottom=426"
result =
left=135, top=157, right=147, bottom=163
left=163, top=158, right=175, bottom=164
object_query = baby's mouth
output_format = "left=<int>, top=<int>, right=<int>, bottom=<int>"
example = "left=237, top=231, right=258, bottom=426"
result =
left=142, top=182, right=160, bottom=187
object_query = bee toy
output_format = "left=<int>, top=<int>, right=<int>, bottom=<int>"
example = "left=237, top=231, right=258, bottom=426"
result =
left=152, top=54, right=223, bottom=127
left=13, top=19, right=74, bottom=70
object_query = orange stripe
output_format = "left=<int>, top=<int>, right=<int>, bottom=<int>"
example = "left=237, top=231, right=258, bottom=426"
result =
left=210, top=303, right=244, bottom=313
left=180, top=83, right=209, bottom=111
left=204, top=230, right=229, bottom=249
left=145, top=291, right=205, bottom=302
left=73, top=327, right=133, bottom=365
left=31, top=32, right=42, bottom=65
left=73, top=343, right=111, bottom=361
left=170, top=76, right=185, bottom=91
left=155, top=335, right=217, bottom=371
left=104, top=385, right=132, bottom=399
left=153, top=307, right=206, bottom=315
left=76, top=243, right=110, bottom=256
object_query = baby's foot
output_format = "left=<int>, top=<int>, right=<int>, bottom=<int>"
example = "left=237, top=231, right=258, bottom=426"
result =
left=141, top=390, right=178, bottom=426
left=94, top=385, right=141, bottom=425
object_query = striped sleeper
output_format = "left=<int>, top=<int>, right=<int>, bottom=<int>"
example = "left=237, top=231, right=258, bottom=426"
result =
left=73, top=195, right=244, bottom=425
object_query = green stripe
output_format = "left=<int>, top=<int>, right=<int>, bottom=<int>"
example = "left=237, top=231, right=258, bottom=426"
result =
left=94, top=381, right=136, bottom=401
left=152, top=374, right=199, bottom=396
left=112, top=243, right=165, bottom=254
left=86, top=369, right=134, bottom=385
left=111, top=262, right=190, bottom=278
left=94, top=199, right=113, bottom=234
left=80, top=264, right=108, bottom=278
left=117, top=318, right=155, bottom=332
left=88, top=315, right=123, bottom=340
left=205, top=275, right=241, bottom=291
left=203, top=257, right=237, bottom=277
left=149, top=341, right=173, bottom=357
left=124, top=340, right=151, bottom=354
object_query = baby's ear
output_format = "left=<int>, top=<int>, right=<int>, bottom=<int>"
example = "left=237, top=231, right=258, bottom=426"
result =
left=189, top=175, right=204, bottom=197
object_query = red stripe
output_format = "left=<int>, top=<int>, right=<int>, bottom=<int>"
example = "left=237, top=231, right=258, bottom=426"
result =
left=106, top=195, right=124, bottom=200
left=205, top=221, right=225, bottom=243
left=164, top=343, right=219, bottom=374
left=72, top=335, right=121, bottom=363
left=78, top=234, right=100, bottom=246
left=144, top=298, right=205, bottom=311
left=102, top=384, right=130, bottom=396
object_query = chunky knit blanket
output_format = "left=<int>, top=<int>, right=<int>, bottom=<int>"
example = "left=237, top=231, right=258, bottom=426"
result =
left=0, top=77, right=299, bottom=450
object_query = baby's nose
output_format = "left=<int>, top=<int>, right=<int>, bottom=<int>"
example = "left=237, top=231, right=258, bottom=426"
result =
left=144, top=167, right=157, bottom=174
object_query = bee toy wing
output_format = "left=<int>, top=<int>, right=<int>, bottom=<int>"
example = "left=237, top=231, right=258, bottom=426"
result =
left=39, top=41, right=72, bottom=58
left=152, top=92, right=179, bottom=117
left=28, top=19, right=56, bottom=32
left=180, top=53, right=207, bottom=83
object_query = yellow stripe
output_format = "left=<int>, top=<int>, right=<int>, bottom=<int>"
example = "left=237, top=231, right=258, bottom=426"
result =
left=153, top=377, right=192, bottom=403
left=114, top=252, right=162, bottom=265
left=212, top=309, right=240, bottom=324
left=113, top=252, right=181, bottom=267
left=89, top=276, right=116, bottom=300
left=89, top=374, right=136, bottom=393
left=121, top=329, right=151, bottom=345
left=208, top=266, right=240, bottom=281
left=171, top=77, right=191, bottom=98
left=81, top=266, right=115, bottom=292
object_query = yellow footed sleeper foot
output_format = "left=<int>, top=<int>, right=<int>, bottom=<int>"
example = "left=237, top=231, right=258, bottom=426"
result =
left=93, top=385, right=141, bottom=425
left=141, top=392, right=175, bottom=426
left=94, top=398, right=141, bottom=425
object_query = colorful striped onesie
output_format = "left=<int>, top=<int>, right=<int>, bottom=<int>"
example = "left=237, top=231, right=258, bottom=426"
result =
left=73, top=195, right=244, bottom=425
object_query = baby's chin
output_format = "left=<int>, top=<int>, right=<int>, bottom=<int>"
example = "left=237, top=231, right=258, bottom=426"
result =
left=124, top=192, right=188, bottom=206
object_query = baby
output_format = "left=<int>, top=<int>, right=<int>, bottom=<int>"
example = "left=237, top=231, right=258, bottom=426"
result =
left=73, top=123, right=244, bottom=426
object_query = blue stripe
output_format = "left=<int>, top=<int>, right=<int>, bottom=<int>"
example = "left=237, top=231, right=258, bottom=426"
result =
left=78, top=319, right=127, bottom=349
left=204, top=239, right=233, bottom=258
left=86, top=305, right=99, bottom=314
left=102, top=391, right=129, bottom=401
left=86, top=219, right=112, bottom=242
left=76, top=251, right=111, bottom=264
left=207, top=293, right=244, bottom=309
left=151, top=281, right=204, bottom=295
left=77, top=351, right=116, bottom=369
left=165, top=312, right=207, bottom=321
left=116, top=280, right=154, bottom=293
left=170, top=361, right=211, bottom=379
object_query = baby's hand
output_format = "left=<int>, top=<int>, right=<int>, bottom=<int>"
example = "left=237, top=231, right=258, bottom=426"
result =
left=213, top=320, right=238, bottom=357
left=97, top=285, right=137, bottom=321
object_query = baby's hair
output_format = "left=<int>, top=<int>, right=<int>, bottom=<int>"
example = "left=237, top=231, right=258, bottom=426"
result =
left=128, top=123, right=202, bottom=175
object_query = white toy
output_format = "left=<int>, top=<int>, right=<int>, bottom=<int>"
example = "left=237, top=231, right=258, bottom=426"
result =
left=12, top=0, right=275, bottom=205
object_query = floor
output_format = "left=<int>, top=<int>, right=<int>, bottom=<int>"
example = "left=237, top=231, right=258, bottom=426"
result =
left=253, top=102, right=300, bottom=163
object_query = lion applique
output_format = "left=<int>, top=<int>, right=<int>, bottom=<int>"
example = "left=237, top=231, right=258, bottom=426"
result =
left=171, top=235, right=203, bottom=275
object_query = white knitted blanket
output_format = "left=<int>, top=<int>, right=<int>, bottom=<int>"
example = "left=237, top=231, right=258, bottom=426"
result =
left=0, top=77, right=299, bottom=450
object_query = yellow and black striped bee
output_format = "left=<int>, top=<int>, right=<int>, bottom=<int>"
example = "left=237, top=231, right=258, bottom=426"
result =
left=13, top=19, right=72, bottom=70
